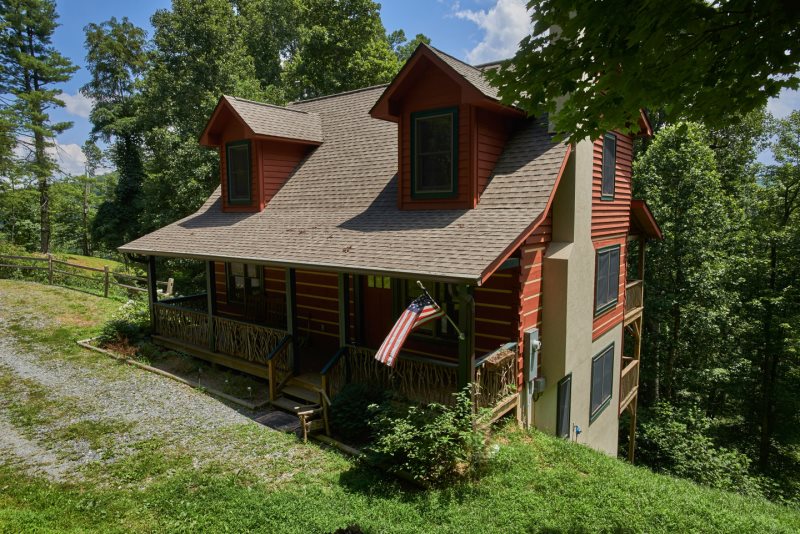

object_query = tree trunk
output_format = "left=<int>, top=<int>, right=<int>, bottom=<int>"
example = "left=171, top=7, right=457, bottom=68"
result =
left=35, top=129, right=50, bottom=254
left=758, top=242, right=779, bottom=469
left=82, top=179, right=90, bottom=256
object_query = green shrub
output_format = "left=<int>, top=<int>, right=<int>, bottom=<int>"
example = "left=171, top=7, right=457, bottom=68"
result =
left=367, top=388, right=489, bottom=485
left=330, top=383, right=391, bottom=444
left=97, top=299, right=150, bottom=346
left=637, top=402, right=763, bottom=496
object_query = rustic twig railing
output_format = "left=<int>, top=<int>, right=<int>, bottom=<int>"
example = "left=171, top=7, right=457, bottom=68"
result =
left=213, top=315, right=286, bottom=364
left=474, top=343, right=518, bottom=411
left=153, top=302, right=210, bottom=348
left=267, top=335, right=294, bottom=401
left=619, top=358, right=640, bottom=415
left=0, top=253, right=172, bottom=298
left=324, top=345, right=459, bottom=406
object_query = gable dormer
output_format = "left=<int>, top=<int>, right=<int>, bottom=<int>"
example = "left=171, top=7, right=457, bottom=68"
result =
left=200, top=96, right=323, bottom=212
left=370, top=44, right=524, bottom=210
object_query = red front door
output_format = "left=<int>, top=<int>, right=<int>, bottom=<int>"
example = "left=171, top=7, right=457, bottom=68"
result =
left=362, top=275, right=394, bottom=349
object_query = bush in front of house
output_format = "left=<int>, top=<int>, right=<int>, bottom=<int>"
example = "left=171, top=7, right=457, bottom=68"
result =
left=366, top=388, right=489, bottom=485
left=97, top=299, right=151, bottom=346
left=330, top=383, right=391, bottom=445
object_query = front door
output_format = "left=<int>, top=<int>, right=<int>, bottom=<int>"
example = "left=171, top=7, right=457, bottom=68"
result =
left=362, top=275, right=394, bottom=349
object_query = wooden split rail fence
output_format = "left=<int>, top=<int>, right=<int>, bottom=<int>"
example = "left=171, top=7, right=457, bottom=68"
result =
left=0, top=254, right=173, bottom=298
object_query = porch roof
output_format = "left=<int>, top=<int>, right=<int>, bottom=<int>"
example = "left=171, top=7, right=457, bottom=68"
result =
left=120, top=85, right=569, bottom=284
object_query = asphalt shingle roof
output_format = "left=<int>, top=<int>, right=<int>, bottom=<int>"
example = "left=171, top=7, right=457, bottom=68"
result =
left=120, top=85, right=568, bottom=284
left=426, top=45, right=501, bottom=101
left=224, top=95, right=323, bottom=143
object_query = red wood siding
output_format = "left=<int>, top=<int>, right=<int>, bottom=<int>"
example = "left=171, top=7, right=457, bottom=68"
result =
left=475, top=270, right=520, bottom=355
left=475, top=108, right=513, bottom=198
left=259, top=140, right=307, bottom=206
left=218, top=121, right=261, bottom=213
left=591, top=132, right=633, bottom=239
left=592, top=236, right=627, bottom=340
left=397, top=62, right=475, bottom=210
left=514, top=210, right=553, bottom=385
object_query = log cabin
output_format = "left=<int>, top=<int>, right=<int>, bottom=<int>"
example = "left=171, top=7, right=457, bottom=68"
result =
left=120, top=44, right=662, bottom=457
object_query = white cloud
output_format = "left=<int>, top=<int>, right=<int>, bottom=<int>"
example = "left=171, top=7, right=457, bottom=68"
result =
left=13, top=136, right=112, bottom=177
left=59, top=91, right=94, bottom=119
left=767, top=88, right=799, bottom=120
left=454, top=0, right=532, bottom=64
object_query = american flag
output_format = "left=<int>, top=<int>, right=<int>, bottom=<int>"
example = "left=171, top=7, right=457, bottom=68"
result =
left=375, top=292, right=445, bottom=367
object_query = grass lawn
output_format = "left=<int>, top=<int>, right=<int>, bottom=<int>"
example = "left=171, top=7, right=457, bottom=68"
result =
left=1, top=280, right=799, bottom=533
left=60, top=253, right=126, bottom=271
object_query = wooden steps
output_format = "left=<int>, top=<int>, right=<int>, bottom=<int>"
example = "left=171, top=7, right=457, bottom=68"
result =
left=270, top=373, right=327, bottom=441
left=272, top=395, right=318, bottom=414
left=281, top=384, right=321, bottom=404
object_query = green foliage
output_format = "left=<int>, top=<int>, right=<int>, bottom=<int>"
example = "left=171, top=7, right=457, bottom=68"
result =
left=330, top=383, right=390, bottom=444
left=281, top=0, right=400, bottom=100
left=387, top=30, right=431, bottom=63
left=637, top=402, right=762, bottom=496
left=367, top=389, right=489, bottom=485
left=97, top=299, right=150, bottom=346
left=488, top=1, right=800, bottom=143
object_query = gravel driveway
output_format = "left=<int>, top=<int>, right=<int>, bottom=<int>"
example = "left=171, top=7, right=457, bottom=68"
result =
left=0, top=282, right=305, bottom=484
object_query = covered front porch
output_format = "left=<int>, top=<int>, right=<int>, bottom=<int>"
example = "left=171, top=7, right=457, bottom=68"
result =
left=145, top=257, right=521, bottom=434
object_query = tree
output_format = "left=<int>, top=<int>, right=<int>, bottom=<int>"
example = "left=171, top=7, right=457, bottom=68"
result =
left=388, top=29, right=431, bottom=63
left=81, top=16, right=148, bottom=251
left=489, top=1, right=800, bottom=143
left=281, top=0, right=399, bottom=100
left=633, top=123, right=739, bottom=402
left=0, top=0, right=78, bottom=252
left=745, top=111, right=800, bottom=470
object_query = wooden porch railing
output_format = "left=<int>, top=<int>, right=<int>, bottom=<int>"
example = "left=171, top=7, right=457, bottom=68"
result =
left=619, top=358, right=640, bottom=415
left=266, top=335, right=294, bottom=401
left=625, top=280, right=644, bottom=315
left=474, top=343, right=518, bottom=411
left=153, top=302, right=209, bottom=348
left=153, top=300, right=287, bottom=365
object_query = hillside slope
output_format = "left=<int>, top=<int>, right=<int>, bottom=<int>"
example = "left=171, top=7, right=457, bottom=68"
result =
left=0, top=279, right=798, bottom=533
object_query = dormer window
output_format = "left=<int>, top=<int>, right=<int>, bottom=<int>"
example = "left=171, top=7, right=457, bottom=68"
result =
left=601, top=133, right=616, bottom=200
left=411, top=107, right=458, bottom=198
left=226, top=140, right=251, bottom=204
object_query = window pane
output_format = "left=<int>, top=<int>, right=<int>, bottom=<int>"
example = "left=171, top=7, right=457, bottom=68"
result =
left=603, top=348, right=614, bottom=400
left=602, top=134, right=616, bottom=197
left=596, top=252, right=609, bottom=308
left=557, top=375, right=571, bottom=439
left=231, top=263, right=244, bottom=276
left=227, top=143, right=250, bottom=202
left=417, top=115, right=452, bottom=153
left=383, top=277, right=391, bottom=289
left=367, top=275, right=374, bottom=288
left=417, top=153, right=452, bottom=191
left=591, top=358, right=603, bottom=413
left=415, top=112, right=454, bottom=194
left=609, top=249, right=620, bottom=305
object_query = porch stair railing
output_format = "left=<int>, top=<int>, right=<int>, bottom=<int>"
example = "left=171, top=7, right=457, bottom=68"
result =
left=266, top=334, right=294, bottom=402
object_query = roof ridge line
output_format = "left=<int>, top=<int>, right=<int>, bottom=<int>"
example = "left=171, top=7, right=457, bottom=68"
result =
left=290, top=84, right=389, bottom=105
left=425, top=43, right=484, bottom=73
left=225, top=95, right=315, bottom=116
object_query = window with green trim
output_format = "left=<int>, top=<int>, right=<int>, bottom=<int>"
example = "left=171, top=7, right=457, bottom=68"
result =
left=398, top=279, right=458, bottom=340
left=590, top=344, right=614, bottom=421
left=411, top=108, right=458, bottom=198
left=226, top=141, right=251, bottom=204
left=595, top=245, right=621, bottom=314
left=601, top=133, right=616, bottom=200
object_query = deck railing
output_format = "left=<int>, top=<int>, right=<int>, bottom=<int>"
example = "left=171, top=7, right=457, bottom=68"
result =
left=153, top=302, right=209, bottom=347
left=474, top=343, right=518, bottom=410
left=153, top=299, right=287, bottom=365
left=625, top=280, right=644, bottom=314
left=619, top=358, right=640, bottom=414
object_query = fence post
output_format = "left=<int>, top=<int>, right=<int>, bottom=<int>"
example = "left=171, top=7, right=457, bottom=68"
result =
left=166, top=277, right=174, bottom=297
left=103, top=266, right=110, bottom=298
left=47, top=254, right=53, bottom=285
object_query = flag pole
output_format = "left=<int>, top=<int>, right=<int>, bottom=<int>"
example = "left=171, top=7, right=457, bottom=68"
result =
left=416, top=280, right=465, bottom=340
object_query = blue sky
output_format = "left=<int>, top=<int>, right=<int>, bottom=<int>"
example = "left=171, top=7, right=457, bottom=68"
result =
left=47, top=0, right=798, bottom=174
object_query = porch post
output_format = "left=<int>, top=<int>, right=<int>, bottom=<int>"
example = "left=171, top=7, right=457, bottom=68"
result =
left=337, top=272, right=350, bottom=345
left=206, top=261, right=215, bottom=351
left=353, top=274, right=364, bottom=344
left=147, top=256, right=158, bottom=334
left=285, top=267, right=297, bottom=373
left=456, top=284, right=475, bottom=390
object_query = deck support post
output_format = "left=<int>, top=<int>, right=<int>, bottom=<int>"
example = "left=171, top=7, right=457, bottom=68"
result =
left=147, top=256, right=158, bottom=334
left=627, top=398, right=638, bottom=463
left=456, top=284, right=475, bottom=392
left=285, top=267, right=297, bottom=374
left=337, top=273, right=350, bottom=345
left=206, top=261, right=215, bottom=351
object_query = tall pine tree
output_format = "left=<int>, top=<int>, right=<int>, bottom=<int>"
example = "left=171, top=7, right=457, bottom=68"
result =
left=0, top=0, right=77, bottom=252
